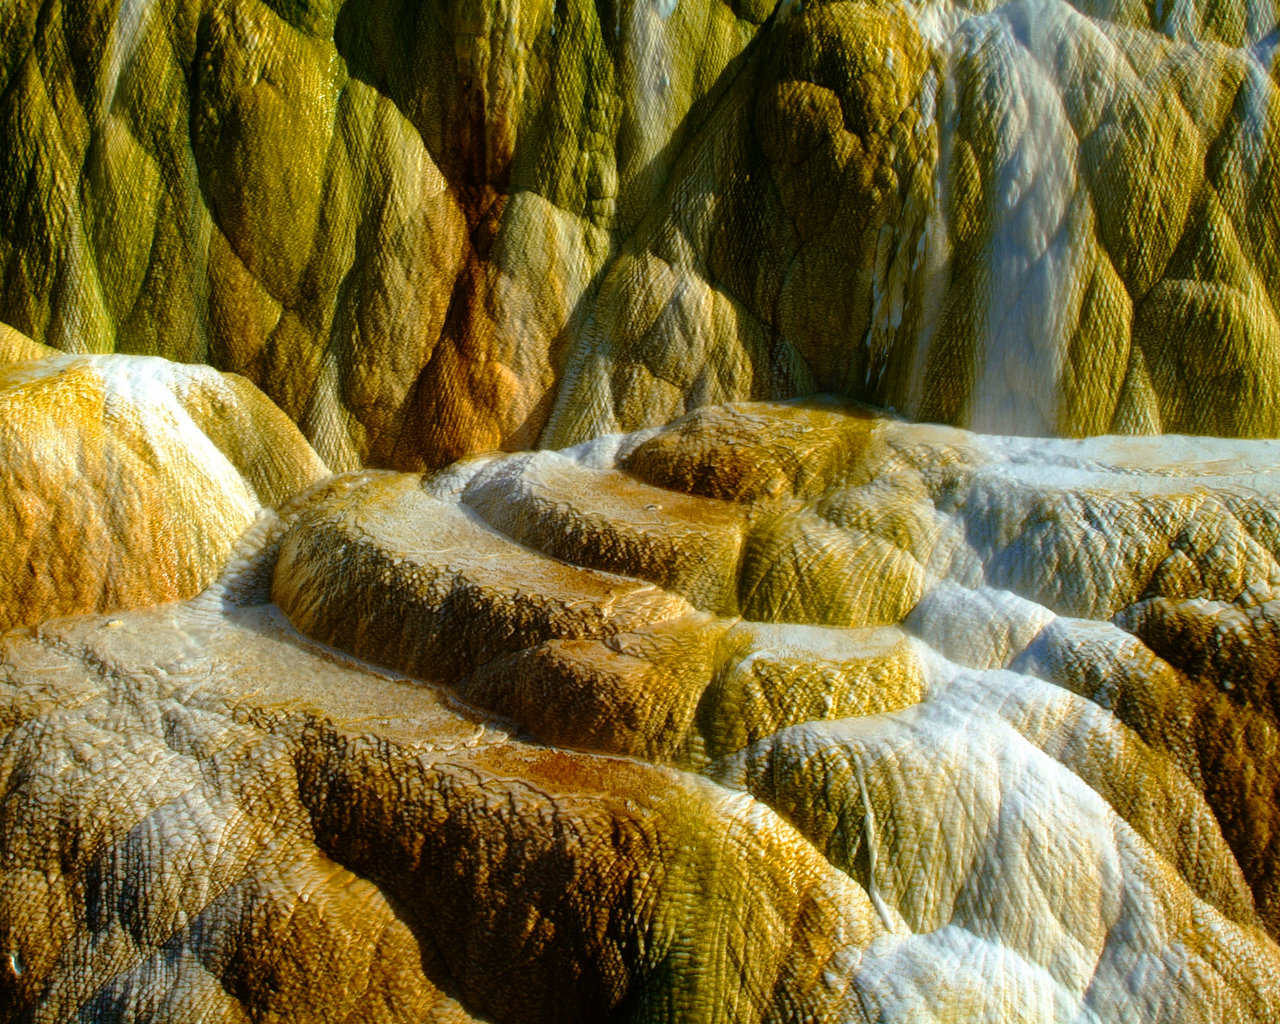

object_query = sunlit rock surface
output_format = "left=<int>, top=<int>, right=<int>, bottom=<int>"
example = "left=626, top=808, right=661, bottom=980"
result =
left=7, top=401, right=1279, bottom=1018
left=0, top=568, right=885, bottom=1023
left=4, top=0, right=1280, bottom=1015
left=3, top=0, right=1277, bottom=469
left=273, top=401, right=1280, bottom=951
left=0, top=323, right=55, bottom=363
left=0, top=345, right=328, bottom=629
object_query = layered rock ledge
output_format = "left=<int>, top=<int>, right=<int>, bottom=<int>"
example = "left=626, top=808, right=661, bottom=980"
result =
left=6, top=400, right=1280, bottom=1020
left=0, top=344, right=328, bottom=630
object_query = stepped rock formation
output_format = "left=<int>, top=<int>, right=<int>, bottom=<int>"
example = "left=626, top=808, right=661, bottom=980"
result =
left=5, top=0, right=1280, bottom=1018
left=3, top=0, right=1279, bottom=469
left=0, top=339, right=328, bottom=629
left=0, top=592, right=882, bottom=1024
left=6, top=401, right=1280, bottom=1019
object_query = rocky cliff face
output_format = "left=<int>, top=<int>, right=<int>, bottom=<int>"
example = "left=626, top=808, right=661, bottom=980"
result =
left=4, top=0, right=1278, bottom=470
left=3, top=0, right=1280, bottom=1019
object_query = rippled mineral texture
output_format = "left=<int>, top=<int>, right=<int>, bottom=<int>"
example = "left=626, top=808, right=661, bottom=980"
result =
left=0, top=335, right=329, bottom=630
left=4, top=0, right=1280, bottom=1019
left=4, top=0, right=1279, bottom=470
left=4, top=401, right=1280, bottom=1019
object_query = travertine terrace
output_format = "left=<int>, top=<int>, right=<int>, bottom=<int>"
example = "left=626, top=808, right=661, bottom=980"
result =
left=2, top=0, right=1280, bottom=1019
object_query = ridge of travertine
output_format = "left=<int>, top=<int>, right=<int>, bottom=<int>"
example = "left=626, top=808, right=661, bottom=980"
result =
left=3, top=0, right=1278, bottom=469
left=0, top=588, right=884, bottom=1023
left=7, top=399, right=1280, bottom=1019
left=0, top=343, right=329, bottom=631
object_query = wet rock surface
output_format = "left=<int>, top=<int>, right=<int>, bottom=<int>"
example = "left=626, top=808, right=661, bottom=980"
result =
left=6, top=401, right=1280, bottom=1019
left=4, top=0, right=1278, bottom=469
left=0, top=348, right=328, bottom=630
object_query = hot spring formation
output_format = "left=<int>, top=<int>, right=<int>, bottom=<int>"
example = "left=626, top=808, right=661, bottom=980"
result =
left=1, top=0, right=1279, bottom=1020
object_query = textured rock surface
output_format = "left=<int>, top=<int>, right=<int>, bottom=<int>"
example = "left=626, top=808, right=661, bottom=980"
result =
left=0, top=576, right=885, bottom=1023
left=4, top=0, right=1277, bottom=469
left=0, top=348, right=328, bottom=629
left=0, top=322, right=55, bottom=363
left=271, top=401, right=1280, bottom=951
left=5, top=402, right=1280, bottom=1016
left=5, top=0, right=1280, bottom=1015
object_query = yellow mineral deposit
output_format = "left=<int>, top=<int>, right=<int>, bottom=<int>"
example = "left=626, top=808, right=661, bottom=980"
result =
left=2, top=0, right=1280, bottom=1019
left=0, top=345, right=328, bottom=629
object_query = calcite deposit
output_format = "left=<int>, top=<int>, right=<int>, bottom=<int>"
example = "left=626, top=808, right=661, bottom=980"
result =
left=0, top=592, right=878, bottom=1024
left=4, top=402, right=1280, bottom=1019
left=3, top=0, right=1280, bottom=1019
left=0, top=340, right=328, bottom=629
left=3, top=0, right=1278, bottom=469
